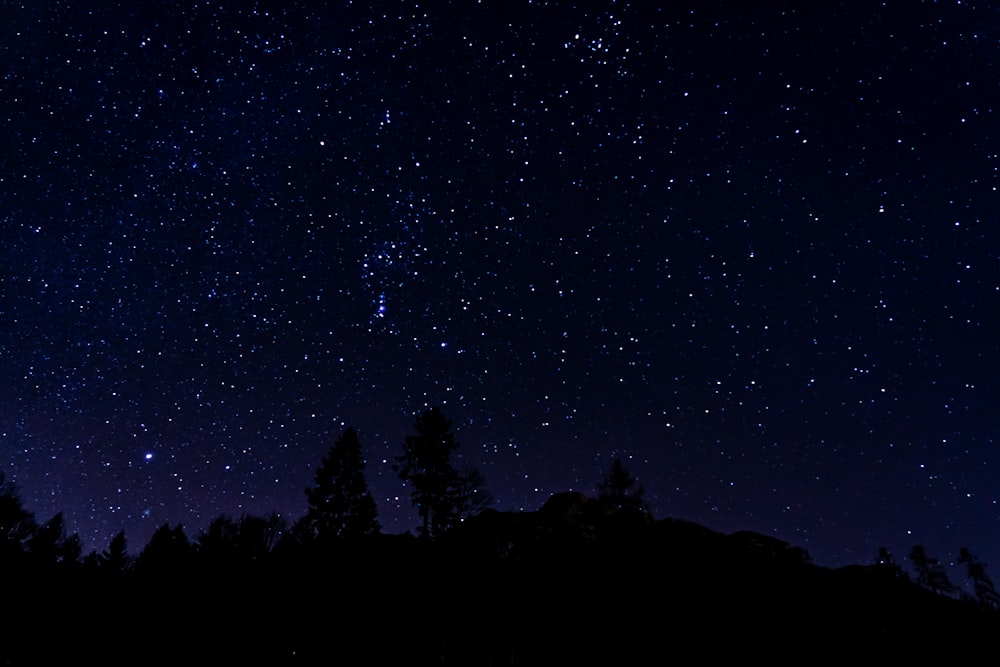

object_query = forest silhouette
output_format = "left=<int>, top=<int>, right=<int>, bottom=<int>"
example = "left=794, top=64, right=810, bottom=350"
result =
left=2, top=407, right=997, bottom=664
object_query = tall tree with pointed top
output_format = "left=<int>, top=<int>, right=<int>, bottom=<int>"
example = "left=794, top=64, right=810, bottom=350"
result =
left=301, top=427, right=380, bottom=544
left=394, top=407, right=491, bottom=539
left=596, top=457, right=651, bottom=517
left=100, top=529, right=131, bottom=574
left=395, top=407, right=460, bottom=539
left=0, top=472, right=36, bottom=560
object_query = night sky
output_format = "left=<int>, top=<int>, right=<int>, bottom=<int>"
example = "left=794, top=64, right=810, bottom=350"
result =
left=2, top=1, right=999, bottom=573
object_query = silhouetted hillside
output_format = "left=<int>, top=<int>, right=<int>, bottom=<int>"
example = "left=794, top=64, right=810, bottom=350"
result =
left=2, top=492, right=997, bottom=664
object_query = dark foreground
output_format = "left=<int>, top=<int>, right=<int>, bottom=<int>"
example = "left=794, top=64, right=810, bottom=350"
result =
left=6, top=506, right=996, bottom=664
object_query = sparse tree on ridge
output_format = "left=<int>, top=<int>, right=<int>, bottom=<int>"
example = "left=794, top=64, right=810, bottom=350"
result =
left=596, top=457, right=651, bottom=517
left=909, top=544, right=957, bottom=597
left=875, top=546, right=908, bottom=580
left=300, top=427, right=380, bottom=544
left=958, top=547, right=1000, bottom=610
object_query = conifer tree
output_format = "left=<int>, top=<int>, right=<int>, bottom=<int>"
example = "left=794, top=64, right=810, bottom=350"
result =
left=596, top=457, right=651, bottom=517
left=100, top=529, right=131, bottom=574
left=196, top=515, right=241, bottom=564
left=909, top=544, right=957, bottom=597
left=958, top=547, right=1000, bottom=610
left=0, top=472, right=36, bottom=558
left=875, top=546, right=908, bottom=580
left=28, top=512, right=81, bottom=564
left=302, top=427, right=380, bottom=543
left=136, top=523, right=191, bottom=573
left=395, top=407, right=491, bottom=539
left=198, top=513, right=287, bottom=562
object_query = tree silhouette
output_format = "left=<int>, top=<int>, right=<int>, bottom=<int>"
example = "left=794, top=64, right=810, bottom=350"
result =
left=196, top=515, right=242, bottom=565
left=100, top=529, right=131, bottom=574
left=0, top=472, right=36, bottom=559
left=136, top=522, right=191, bottom=574
left=395, top=407, right=490, bottom=538
left=28, top=512, right=81, bottom=564
left=196, top=513, right=287, bottom=565
left=875, top=546, right=908, bottom=580
left=396, top=407, right=459, bottom=538
left=452, top=463, right=494, bottom=523
left=300, top=427, right=380, bottom=544
left=596, top=458, right=650, bottom=517
left=235, top=512, right=287, bottom=558
left=909, top=544, right=957, bottom=596
left=958, top=547, right=1000, bottom=610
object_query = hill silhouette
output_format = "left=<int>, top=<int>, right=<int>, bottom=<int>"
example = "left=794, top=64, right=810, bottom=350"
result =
left=3, top=489, right=996, bottom=664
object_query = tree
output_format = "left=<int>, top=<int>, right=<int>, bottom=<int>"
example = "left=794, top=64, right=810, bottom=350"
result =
left=596, top=457, right=651, bottom=517
left=301, top=427, right=380, bottom=544
left=234, top=512, right=286, bottom=558
left=0, top=472, right=36, bottom=559
left=196, top=515, right=241, bottom=564
left=136, top=523, right=191, bottom=574
left=909, top=544, right=957, bottom=597
left=197, top=513, right=287, bottom=564
left=875, top=546, right=908, bottom=580
left=100, top=529, right=131, bottom=574
left=395, top=407, right=459, bottom=539
left=452, top=463, right=494, bottom=522
left=28, top=512, right=81, bottom=564
left=958, top=547, right=1000, bottom=610
left=394, top=407, right=491, bottom=539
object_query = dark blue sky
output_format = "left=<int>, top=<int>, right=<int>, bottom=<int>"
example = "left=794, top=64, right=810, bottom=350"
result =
left=2, top=1, right=999, bottom=577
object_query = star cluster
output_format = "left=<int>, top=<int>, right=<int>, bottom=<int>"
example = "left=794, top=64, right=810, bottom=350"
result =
left=2, top=1, right=999, bottom=572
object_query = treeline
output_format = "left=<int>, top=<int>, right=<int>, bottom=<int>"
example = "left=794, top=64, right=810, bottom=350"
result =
left=2, top=407, right=999, bottom=663
left=873, top=543, right=1000, bottom=611
left=2, top=406, right=997, bottom=603
left=0, top=406, right=638, bottom=574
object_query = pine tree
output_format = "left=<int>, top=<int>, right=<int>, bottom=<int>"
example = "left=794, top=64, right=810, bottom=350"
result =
left=302, top=427, right=380, bottom=544
left=395, top=407, right=459, bottom=538
left=100, top=529, right=131, bottom=574
left=0, top=472, right=36, bottom=558
left=136, top=523, right=191, bottom=574
left=196, top=515, right=241, bottom=564
left=958, top=547, right=1000, bottom=610
left=394, top=407, right=491, bottom=539
left=198, top=513, right=288, bottom=562
left=596, top=458, right=651, bottom=517
left=235, top=512, right=286, bottom=558
left=28, top=512, right=81, bottom=564
left=875, top=546, right=908, bottom=580
left=909, top=544, right=957, bottom=597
